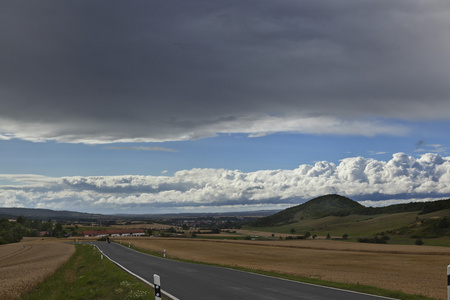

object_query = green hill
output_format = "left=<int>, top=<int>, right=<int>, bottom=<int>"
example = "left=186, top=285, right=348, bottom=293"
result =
left=247, top=194, right=450, bottom=245
left=250, top=194, right=365, bottom=227
left=250, top=194, right=450, bottom=227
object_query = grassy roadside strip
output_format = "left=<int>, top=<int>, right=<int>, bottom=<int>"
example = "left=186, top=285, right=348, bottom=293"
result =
left=122, top=242, right=436, bottom=300
left=21, top=243, right=156, bottom=300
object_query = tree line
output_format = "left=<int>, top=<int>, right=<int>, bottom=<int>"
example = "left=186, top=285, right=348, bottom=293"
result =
left=0, top=216, right=66, bottom=244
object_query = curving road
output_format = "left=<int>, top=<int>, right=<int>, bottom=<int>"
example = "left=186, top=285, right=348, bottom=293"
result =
left=88, top=241, right=395, bottom=300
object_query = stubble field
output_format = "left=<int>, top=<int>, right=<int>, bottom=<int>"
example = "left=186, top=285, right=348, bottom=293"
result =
left=112, top=236, right=450, bottom=300
left=0, top=238, right=75, bottom=300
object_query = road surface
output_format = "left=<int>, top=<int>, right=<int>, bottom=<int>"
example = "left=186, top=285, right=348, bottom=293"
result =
left=88, top=241, right=395, bottom=300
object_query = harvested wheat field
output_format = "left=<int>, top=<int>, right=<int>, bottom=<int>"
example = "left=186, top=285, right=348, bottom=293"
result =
left=0, top=238, right=75, bottom=300
left=115, top=237, right=450, bottom=299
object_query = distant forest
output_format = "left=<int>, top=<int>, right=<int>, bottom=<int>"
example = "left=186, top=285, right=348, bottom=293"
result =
left=0, top=217, right=68, bottom=245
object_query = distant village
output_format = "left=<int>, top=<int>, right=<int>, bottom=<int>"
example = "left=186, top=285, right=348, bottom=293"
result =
left=81, top=229, right=145, bottom=237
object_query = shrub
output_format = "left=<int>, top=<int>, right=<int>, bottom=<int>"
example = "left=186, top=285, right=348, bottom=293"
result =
left=357, top=235, right=390, bottom=244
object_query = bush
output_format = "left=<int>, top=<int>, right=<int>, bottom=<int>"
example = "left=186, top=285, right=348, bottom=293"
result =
left=211, top=227, right=221, bottom=234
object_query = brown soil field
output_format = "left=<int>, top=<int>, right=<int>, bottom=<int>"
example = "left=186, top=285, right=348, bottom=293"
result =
left=114, top=236, right=450, bottom=300
left=0, top=238, right=75, bottom=300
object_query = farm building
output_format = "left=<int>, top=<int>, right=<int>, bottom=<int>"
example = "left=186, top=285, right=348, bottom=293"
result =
left=81, top=229, right=145, bottom=237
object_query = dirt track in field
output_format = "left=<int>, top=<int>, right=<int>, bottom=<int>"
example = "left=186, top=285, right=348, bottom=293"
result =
left=0, top=238, right=75, bottom=300
left=113, top=236, right=450, bottom=300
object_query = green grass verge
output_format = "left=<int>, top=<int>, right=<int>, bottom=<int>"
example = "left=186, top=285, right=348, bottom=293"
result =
left=124, top=242, right=437, bottom=300
left=21, top=243, right=156, bottom=300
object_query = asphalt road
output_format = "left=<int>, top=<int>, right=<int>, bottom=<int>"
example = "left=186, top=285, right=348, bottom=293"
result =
left=88, top=241, right=395, bottom=300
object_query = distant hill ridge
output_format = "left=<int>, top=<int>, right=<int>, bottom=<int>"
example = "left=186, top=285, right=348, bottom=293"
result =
left=0, top=207, right=278, bottom=221
left=2, top=194, right=450, bottom=223
left=250, top=194, right=450, bottom=227
left=0, top=207, right=108, bottom=221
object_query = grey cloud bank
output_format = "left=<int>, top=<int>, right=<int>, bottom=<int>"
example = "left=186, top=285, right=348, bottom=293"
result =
left=1, top=153, right=449, bottom=214
left=1, top=1, right=450, bottom=143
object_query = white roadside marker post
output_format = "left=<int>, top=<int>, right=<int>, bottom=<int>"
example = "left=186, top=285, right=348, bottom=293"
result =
left=154, top=274, right=161, bottom=300
left=447, top=265, right=450, bottom=300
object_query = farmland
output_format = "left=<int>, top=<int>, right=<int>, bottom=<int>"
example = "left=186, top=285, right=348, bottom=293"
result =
left=0, top=238, right=75, bottom=299
left=1, top=233, right=449, bottom=299
left=1, top=195, right=449, bottom=299
left=112, top=236, right=450, bottom=300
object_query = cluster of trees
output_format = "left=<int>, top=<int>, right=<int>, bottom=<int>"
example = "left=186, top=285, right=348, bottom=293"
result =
left=357, top=233, right=390, bottom=244
left=418, top=216, right=450, bottom=238
left=394, top=216, right=450, bottom=239
left=0, top=216, right=66, bottom=244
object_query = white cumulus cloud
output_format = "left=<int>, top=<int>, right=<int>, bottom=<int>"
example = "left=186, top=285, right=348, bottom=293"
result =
left=1, top=152, right=450, bottom=213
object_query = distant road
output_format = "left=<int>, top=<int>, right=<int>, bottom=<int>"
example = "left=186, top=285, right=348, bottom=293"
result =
left=89, top=241, right=394, bottom=300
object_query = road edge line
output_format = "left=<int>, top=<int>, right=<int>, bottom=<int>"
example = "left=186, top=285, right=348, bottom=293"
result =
left=90, top=243, right=180, bottom=300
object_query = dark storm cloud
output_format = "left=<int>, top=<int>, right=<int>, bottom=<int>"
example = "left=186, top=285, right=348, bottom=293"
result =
left=1, top=1, right=450, bottom=143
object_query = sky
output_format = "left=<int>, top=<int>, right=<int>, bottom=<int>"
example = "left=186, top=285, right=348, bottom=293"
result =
left=1, top=0, right=450, bottom=214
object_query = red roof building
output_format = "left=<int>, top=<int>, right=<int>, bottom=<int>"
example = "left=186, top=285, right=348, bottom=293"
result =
left=81, top=229, right=145, bottom=237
